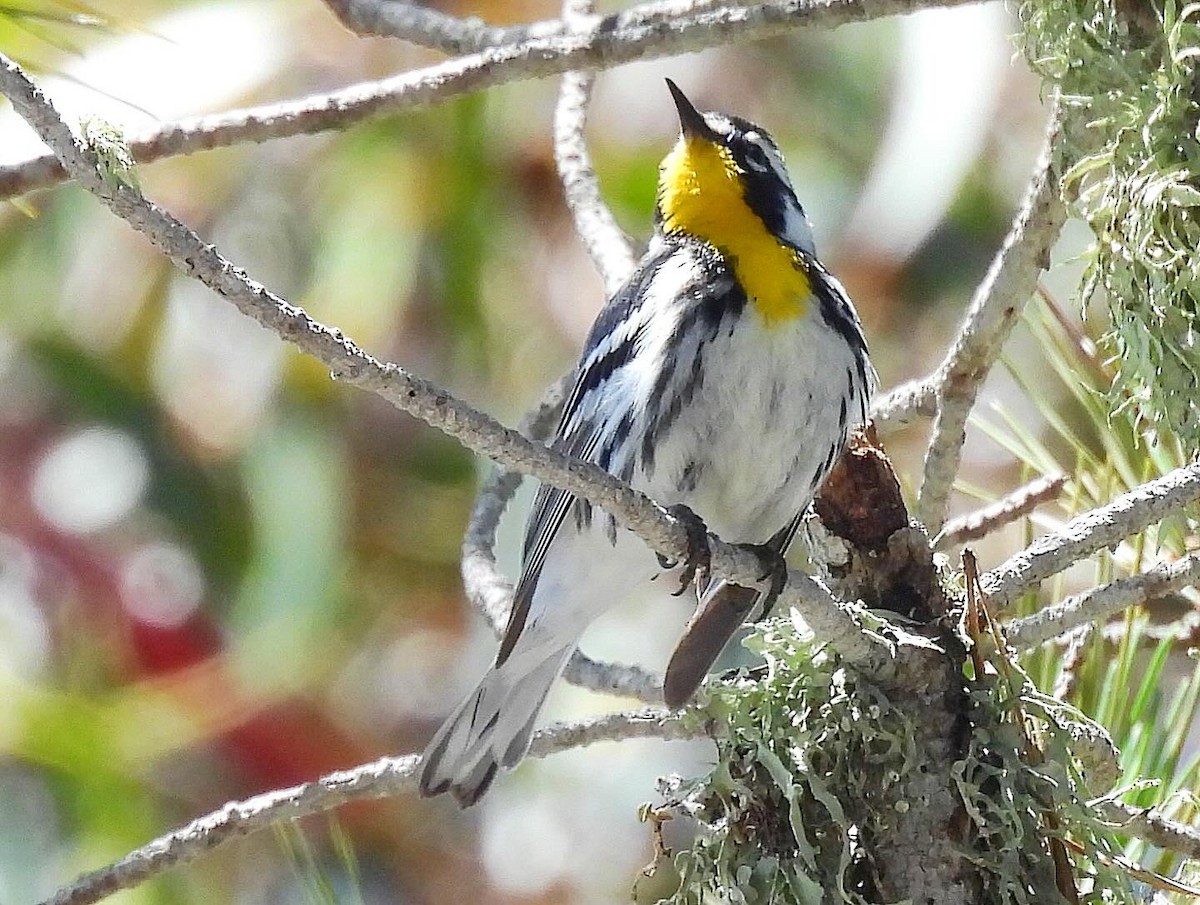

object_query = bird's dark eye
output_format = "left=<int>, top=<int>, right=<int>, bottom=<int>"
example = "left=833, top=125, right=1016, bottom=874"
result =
left=743, top=143, right=771, bottom=173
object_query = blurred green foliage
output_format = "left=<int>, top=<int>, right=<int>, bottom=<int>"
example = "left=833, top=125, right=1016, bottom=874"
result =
left=0, top=1, right=122, bottom=66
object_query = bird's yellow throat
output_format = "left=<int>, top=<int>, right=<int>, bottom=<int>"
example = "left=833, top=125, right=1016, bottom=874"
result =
left=657, top=135, right=811, bottom=325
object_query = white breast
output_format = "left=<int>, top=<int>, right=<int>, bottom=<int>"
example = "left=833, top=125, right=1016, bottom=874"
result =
left=641, top=306, right=862, bottom=544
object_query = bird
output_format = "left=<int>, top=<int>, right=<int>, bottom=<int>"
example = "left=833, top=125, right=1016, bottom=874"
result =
left=419, top=80, right=875, bottom=807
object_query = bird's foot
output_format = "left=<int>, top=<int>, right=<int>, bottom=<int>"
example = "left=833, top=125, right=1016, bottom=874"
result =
left=656, top=504, right=711, bottom=597
left=739, top=542, right=789, bottom=619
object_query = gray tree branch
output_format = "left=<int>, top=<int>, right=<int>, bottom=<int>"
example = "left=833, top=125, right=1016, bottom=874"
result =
left=1095, top=800, right=1200, bottom=861
left=0, top=0, right=977, bottom=201
left=982, top=463, right=1200, bottom=612
left=1004, top=552, right=1200, bottom=649
left=870, top=374, right=937, bottom=431
left=916, top=100, right=1066, bottom=532
left=40, top=709, right=697, bottom=905
left=324, top=0, right=760, bottom=50
left=934, top=473, right=1065, bottom=550
left=552, top=18, right=637, bottom=294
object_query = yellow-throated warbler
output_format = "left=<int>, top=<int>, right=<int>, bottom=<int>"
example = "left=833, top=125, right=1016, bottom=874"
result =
left=420, top=81, right=875, bottom=806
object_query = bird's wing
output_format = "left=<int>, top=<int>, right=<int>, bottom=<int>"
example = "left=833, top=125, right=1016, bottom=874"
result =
left=662, top=512, right=803, bottom=708
left=493, top=253, right=660, bottom=666
left=494, top=425, right=599, bottom=666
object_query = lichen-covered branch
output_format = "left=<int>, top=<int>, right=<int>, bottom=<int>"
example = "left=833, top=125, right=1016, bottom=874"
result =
left=39, top=709, right=696, bottom=905
left=1004, top=552, right=1200, bottom=649
left=0, top=0, right=976, bottom=201
left=982, top=463, right=1200, bottom=612
left=934, top=473, right=1065, bottom=550
left=1095, top=800, right=1200, bottom=861
left=915, top=100, right=1066, bottom=532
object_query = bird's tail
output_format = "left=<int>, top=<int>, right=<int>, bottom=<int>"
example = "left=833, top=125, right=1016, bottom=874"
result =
left=419, top=644, right=573, bottom=807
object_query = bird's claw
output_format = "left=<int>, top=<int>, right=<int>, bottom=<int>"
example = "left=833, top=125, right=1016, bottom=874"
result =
left=660, top=504, right=711, bottom=597
left=741, top=542, right=789, bottom=619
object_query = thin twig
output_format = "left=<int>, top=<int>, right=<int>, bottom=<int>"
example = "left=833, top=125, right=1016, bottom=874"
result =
left=915, top=99, right=1066, bottom=533
left=562, top=654, right=664, bottom=699
left=459, top=467, right=524, bottom=631
left=934, top=473, right=1066, bottom=550
left=1099, top=610, right=1200, bottom=644
left=1094, top=800, right=1200, bottom=861
left=552, top=0, right=636, bottom=294
left=982, top=463, right=1200, bottom=613
left=40, top=709, right=698, bottom=905
left=324, top=0, right=564, bottom=53
left=0, top=54, right=876, bottom=665
left=1004, top=552, right=1200, bottom=649
left=0, top=0, right=977, bottom=201
left=324, top=0, right=772, bottom=51
left=870, top=375, right=937, bottom=432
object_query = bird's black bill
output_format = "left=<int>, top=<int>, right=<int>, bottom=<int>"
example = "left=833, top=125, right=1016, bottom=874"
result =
left=666, top=79, right=718, bottom=140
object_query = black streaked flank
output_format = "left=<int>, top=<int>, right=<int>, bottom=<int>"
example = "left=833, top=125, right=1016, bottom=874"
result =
left=767, top=380, right=785, bottom=417
left=809, top=254, right=870, bottom=388
left=639, top=237, right=746, bottom=475
left=677, top=459, right=702, bottom=493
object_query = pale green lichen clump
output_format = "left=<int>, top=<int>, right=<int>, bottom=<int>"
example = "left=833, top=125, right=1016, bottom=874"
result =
left=954, top=676, right=1134, bottom=904
left=80, top=117, right=139, bottom=192
left=641, top=614, right=918, bottom=904
left=640, top=613, right=1140, bottom=904
left=1022, top=0, right=1200, bottom=448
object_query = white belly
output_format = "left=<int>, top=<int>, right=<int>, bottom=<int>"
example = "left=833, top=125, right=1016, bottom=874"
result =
left=638, top=308, right=861, bottom=544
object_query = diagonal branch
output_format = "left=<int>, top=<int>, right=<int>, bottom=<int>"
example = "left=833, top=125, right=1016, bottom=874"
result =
left=0, top=0, right=977, bottom=201
left=1004, top=552, right=1200, bottom=649
left=915, top=99, right=1066, bottom=533
left=0, top=54, right=876, bottom=666
left=982, top=463, right=1200, bottom=612
left=1094, top=800, right=1200, bottom=861
left=933, top=473, right=1065, bottom=550
left=40, top=709, right=698, bottom=905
